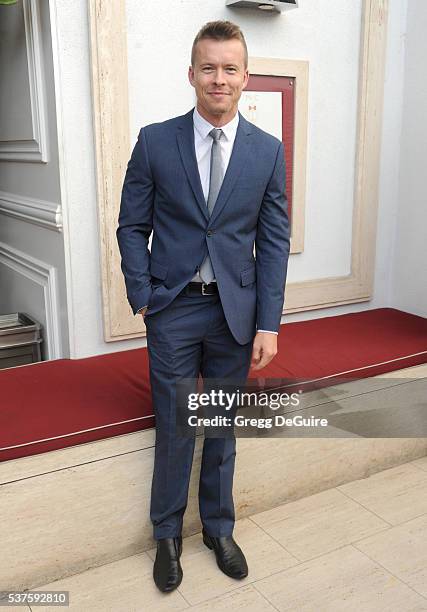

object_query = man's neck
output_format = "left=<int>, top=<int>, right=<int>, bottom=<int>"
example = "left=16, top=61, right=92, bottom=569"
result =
left=195, top=103, right=238, bottom=128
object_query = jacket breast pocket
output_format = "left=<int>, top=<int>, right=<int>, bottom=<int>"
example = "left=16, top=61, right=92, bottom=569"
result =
left=240, top=265, right=256, bottom=287
left=150, top=258, right=168, bottom=281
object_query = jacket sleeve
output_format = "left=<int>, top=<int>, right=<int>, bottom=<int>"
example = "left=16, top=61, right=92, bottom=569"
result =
left=116, top=127, right=154, bottom=315
left=255, top=141, right=290, bottom=332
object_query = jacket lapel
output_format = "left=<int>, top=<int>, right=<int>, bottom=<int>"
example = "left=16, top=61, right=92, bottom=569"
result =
left=176, top=109, right=209, bottom=222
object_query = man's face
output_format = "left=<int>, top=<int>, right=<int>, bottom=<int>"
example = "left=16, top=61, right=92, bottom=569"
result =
left=188, top=38, right=249, bottom=124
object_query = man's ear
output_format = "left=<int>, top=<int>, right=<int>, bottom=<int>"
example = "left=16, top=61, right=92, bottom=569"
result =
left=188, top=66, right=195, bottom=87
left=243, top=69, right=249, bottom=89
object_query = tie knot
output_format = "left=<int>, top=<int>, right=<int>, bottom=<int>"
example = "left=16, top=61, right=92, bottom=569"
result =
left=209, top=128, right=223, bottom=142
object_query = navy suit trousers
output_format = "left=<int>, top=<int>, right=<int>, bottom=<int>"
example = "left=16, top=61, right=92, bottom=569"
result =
left=145, top=290, right=254, bottom=540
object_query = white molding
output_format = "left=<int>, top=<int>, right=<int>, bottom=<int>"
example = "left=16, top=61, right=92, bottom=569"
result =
left=0, top=242, right=62, bottom=358
left=0, top=0, right=49, bottom=163
left=0, top=190, right=62, bottom=231
left=48, top=1, right=76, bottom=358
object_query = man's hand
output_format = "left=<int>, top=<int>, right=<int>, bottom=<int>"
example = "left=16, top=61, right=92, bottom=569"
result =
left=139, top=306, right=148, bottom=318
left=250, top=332, right=278, bottom=370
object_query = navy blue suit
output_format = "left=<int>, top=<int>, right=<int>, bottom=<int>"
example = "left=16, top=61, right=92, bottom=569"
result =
left=117, top=108, right=290, bottom=539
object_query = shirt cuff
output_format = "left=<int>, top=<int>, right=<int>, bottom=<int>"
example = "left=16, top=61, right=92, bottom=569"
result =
left=257, top=329, right=278, bottom=335
left=137, top=305, right=148, bottom=313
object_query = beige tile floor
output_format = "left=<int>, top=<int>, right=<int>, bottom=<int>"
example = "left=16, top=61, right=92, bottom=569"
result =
left=25, top=456, right=427, bottom=612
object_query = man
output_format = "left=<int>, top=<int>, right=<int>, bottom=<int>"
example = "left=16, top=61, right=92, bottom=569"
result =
left=117, top=20, right=290, bottom=593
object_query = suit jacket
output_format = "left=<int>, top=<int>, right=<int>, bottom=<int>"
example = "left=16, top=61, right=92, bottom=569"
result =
left=117, top=107, right=290, bottom=345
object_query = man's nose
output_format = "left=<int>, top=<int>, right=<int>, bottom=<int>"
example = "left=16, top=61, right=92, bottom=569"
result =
left=213, top=69, right=226, bottom=84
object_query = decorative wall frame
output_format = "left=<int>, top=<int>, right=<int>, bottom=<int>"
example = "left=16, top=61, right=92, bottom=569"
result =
left=89, top=0, right=388, bottom=341
left=0, top=0, right=49, bottom=163
left=0, top=242, right=63, bottom=359
left=243, top=59, right=309, bottom=254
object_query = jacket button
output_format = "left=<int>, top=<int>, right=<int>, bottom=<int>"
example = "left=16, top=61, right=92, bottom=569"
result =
left=207, top=230, right=213, bottom=237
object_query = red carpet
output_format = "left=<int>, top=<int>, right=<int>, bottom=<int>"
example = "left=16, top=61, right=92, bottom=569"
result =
left=0, top=308, right=426, bottom=462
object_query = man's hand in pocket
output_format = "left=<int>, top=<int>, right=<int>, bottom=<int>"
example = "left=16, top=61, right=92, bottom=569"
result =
left=138, top=306, right=148, bottom=318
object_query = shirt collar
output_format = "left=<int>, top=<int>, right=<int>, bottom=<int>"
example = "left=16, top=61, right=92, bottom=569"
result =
left=193, top=106, right=239, bottom=142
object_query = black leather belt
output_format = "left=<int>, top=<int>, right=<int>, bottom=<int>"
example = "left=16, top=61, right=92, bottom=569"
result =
left=182, top=282, right=219, bottom=296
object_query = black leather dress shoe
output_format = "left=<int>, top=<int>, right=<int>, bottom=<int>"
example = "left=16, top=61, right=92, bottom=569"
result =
left=153, top=536, right=183, bottom=592
left=202, top=529, right=248, bottom=579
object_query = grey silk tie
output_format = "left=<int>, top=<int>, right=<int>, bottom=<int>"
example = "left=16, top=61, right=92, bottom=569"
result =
left=198, top=128, right=224, bottom=284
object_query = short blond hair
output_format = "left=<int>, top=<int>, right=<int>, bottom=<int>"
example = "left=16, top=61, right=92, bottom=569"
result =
left=191, top=20, right=248, bottom=69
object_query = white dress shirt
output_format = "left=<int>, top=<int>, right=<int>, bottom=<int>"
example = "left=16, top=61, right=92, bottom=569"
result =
left=193, top=106, right=238, bottom=201
left=139, top=107, right=277, bottom=335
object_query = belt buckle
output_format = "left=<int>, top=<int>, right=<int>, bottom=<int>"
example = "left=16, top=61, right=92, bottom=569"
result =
left=201, top=283, right=209, bottom=295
